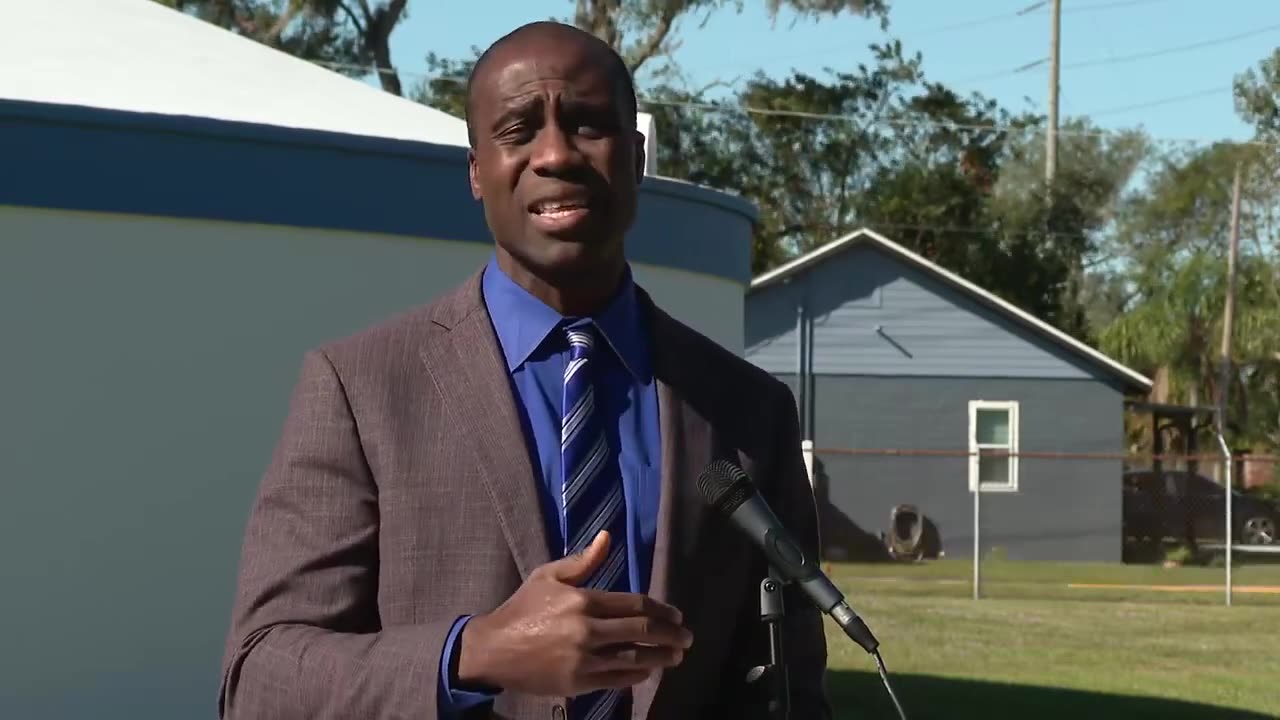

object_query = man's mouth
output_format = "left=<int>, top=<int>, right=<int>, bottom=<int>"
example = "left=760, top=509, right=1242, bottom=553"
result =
left=528, top=198, right=594, bottom=233
left=531, top=200, right=590, bottom=217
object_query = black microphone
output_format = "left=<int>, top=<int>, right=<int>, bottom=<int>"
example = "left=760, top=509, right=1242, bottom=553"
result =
left=697, top=459, right=880, bottom=654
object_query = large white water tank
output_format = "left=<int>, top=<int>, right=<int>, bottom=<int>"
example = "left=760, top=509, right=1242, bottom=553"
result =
left=0, top=2, right=754, bottom=718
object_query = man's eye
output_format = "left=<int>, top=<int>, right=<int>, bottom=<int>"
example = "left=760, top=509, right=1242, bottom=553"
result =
left=500, top=124, right=534, bottom=142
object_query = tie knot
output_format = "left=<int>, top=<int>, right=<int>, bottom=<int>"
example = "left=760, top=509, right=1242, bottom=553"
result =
left=565, top=322, right=596, bottom=357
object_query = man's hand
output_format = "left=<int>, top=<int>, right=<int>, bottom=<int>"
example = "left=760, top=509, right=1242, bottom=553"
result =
left=457, top=530, right=692, bottom=697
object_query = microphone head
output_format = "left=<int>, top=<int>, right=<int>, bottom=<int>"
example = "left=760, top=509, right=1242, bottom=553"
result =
left=697, top=459, right=756, bottom=515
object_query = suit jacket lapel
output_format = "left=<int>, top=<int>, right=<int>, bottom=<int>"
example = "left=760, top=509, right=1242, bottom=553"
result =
left=633, top=295, right=716, bottom=719
left=418, top=275, right=717, bottom=717
left=419, top=271, right=552, bottom=579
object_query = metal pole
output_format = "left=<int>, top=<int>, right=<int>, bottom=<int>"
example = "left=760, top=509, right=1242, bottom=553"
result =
left=805, top=304, right=816, bottom=442
left=1216, top=432, right=1233, bottom=607
left=795, top=301, right=806, bottom=439
left=973, top=480, right=981, bottom=600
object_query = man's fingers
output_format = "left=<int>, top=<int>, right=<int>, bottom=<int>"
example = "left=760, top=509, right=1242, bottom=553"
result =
left=579, top=589, right=683, bottom=625
left=546, top=531, right=612, bottom=584
left=584, top=643, right=686, bottom=674
left=585, top=616, right=693, bottom=650
left=577, top=668, right=654, bottom=692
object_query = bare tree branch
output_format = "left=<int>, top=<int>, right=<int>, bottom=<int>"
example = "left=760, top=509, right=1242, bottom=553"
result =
left=625, top=3, right=680, bottom=73
left=335, top=0, right=366, bottom=33
left=261, top=0, right=303, bottom=45
left=692, top=76, right=739, bottom=95
left=330, top=1, right=405, bottom=94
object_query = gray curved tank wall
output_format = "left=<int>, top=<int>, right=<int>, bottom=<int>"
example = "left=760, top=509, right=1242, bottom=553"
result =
left=0, top=99, right=754, bottom=719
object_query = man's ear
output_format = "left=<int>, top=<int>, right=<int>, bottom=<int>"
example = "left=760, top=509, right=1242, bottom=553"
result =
left=468, top=149, right=482, bottom=200
left=633, top=130, right=646, bottom=184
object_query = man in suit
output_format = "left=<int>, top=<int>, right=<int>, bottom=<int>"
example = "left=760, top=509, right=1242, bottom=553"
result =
left=219, top=20, right=831, bottom=720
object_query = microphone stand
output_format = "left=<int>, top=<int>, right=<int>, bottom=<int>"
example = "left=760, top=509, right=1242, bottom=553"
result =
left=746, top=565, right=789, bottom=720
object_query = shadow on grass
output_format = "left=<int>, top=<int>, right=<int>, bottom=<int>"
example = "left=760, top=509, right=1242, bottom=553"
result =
left=828, top=669, right=1277, bottom=720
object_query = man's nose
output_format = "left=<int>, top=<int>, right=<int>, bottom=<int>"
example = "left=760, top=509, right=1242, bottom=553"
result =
left=529, top=122, right=582, bottom=175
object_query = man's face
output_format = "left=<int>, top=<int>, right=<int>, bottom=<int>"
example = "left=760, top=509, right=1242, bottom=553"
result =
left=467, top=32, right=645, bottom=286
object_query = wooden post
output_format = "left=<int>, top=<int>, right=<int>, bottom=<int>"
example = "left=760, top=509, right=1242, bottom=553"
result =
left=1045, top=0, right=1061, bottom=185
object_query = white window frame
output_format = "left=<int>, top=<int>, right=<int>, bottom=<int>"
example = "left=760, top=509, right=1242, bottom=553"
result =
left=968, top=400, right=1020, bottom=493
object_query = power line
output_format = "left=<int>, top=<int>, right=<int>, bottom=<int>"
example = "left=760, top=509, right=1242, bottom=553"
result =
left=1066, top=22, right=1280, bottom=70
left=695, top=0, right=1179, bottom=74
left=830, top=221, right=1103, bottom=242
left=630, top=95, right=1272, bottom=147
left=1088, top=86, right=1232, bottom=117
left=926, top=0, right=1174, bottom=32
left=278, top=60, right=1263, bottom=242
left=1062, top=0, right=1177, bottom=14
left=956, top=20, right=1280, bottom=86
left=915, top=1, right=1048, bottom=36
left=309, top=60, right=1266, bottom=147
left=691, top=2, right=1054, bottom=71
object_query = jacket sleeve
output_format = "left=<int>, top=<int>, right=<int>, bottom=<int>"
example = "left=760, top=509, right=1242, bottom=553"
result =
left=218, top=349, right=455, bottom=720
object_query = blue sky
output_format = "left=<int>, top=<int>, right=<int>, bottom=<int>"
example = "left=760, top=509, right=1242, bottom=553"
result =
left=382, top=0, right=1280, bottom=147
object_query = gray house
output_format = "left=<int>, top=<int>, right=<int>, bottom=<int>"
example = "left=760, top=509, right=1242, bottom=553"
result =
left=745, top=228, right=1152, bottom=563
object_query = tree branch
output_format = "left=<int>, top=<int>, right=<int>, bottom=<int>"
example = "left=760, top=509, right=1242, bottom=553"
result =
left=261, top=0, right=303, bottom=46
left=365, top=0, right=408, bottom=96
left=626, top=3, right=680, bottom=73
left=575, top=0, right=621, bottom=50
left=693, top=76, right=739, bottom=95
left=335, top=0, right=366, bottom=33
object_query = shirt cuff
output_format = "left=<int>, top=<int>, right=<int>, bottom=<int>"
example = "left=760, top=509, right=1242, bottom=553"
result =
left=438, top=615, right=499, bottom=717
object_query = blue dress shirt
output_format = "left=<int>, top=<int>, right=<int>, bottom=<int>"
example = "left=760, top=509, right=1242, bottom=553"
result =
left=437, top=255, right=663, bottom=717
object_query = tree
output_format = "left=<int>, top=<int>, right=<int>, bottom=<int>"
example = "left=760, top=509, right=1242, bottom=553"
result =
left=153, top=0, right=410, bottom=94
left=411, top=0, right=892, bottom=125
left=412, top=52, right=474, bottom=118
left=1232, top=49, right=1280, bottom=263
left=990, top=118, right=1152, bottom=337
left=1234, top=48, right=1280, bottom=141
left=645, top=41, right=934, bottom=273
left=1099, top=249, right=1280, bottom=434
left=570, top=0, right=889, bottom=77
left=1095, top=135, right=1280, bottom=455
left=647, top=44, right=1147, bottom=337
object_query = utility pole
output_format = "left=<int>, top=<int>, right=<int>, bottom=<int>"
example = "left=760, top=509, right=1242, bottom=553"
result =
left=1046, top=0, right=1062, bottom=185
left=1220, top=164, right=1242, bottom=420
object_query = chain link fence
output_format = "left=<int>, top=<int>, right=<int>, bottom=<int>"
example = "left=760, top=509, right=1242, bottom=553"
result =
left=804, top=443, right=1280, bottom=608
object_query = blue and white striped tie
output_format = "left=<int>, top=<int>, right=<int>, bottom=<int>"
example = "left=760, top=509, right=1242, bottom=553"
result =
left=561, top=320, right=629, bottom=720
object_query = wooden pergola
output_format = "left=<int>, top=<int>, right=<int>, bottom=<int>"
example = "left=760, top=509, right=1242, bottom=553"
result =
left=1124, top=400, right=1221, bottom=473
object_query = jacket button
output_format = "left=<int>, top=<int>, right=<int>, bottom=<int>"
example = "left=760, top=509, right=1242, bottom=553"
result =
left=552, top=704, right=566, bottom=720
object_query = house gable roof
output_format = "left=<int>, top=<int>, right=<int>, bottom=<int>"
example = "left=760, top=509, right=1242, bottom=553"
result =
left=749, top=227, right=1152, bottom=393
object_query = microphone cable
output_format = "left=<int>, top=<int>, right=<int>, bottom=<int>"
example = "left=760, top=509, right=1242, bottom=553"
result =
left=872, top=649, right=908, bottom=720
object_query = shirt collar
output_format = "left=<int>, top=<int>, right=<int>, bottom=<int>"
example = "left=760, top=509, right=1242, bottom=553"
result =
left=480, top=254, right=650, bottom=380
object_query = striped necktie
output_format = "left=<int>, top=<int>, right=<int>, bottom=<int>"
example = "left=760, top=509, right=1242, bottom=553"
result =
left=561, top=320, right=629, bottom=720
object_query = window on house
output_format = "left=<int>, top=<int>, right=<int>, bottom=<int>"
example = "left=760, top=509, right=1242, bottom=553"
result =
left=969, top=400, right=1019, bottom=492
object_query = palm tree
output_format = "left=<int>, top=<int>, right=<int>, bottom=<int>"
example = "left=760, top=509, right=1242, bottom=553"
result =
left=1100, top=250, right=1280, bottom=458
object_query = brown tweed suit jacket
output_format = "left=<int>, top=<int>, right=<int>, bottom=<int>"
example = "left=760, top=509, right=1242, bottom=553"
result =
left=218, top=268, right=831, bottom=720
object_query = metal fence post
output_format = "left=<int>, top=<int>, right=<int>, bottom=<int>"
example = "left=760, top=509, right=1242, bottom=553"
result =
left=973, top=482, right=981, bottom=600
left=1215, top=433, right=1233, bottom=607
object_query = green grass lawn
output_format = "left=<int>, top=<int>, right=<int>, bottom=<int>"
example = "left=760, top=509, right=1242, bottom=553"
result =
left=834, top=557, right=1280, bottom=606
left=821, top=561, right=1280, bottom=719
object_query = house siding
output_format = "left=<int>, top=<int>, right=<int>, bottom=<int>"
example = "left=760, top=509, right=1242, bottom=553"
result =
left=778, top=374, right=1125, bottom=562
left=746, top=243, right=1108, bottom=383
